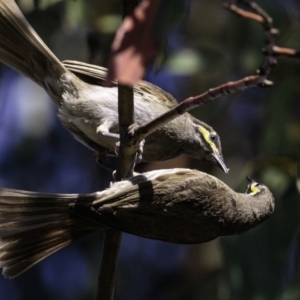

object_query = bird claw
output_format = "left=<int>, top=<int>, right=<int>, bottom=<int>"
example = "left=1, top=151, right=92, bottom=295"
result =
left=112, top=139, right=145, bottom=179
left=127, top=139, right=145, bottom=176
left=135, top=139, right=145, bottom=164
left=112, top=170, right=117, bottom=182
left=115, top=141, right=120, bottom=155
left=128, top=123, right=140, bottom=136
left=114, top=136, right=144, bottom=165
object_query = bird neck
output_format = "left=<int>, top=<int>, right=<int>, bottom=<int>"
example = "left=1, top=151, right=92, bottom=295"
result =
left=178, top=115, right=206, bottom=159
left=221, top=190, right=275, bottom=234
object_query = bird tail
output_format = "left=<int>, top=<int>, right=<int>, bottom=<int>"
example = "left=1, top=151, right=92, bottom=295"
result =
left=0, top=188, right=101, bottom=278
left=0, top=0, right=68, bottom=98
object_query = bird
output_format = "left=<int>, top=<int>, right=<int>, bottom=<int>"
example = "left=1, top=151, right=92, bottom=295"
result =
left=0, top=0, right=228, bottom=173
left=0, top=168, right=274, bottom=278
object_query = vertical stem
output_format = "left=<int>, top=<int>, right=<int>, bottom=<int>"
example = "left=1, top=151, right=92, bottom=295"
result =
left=96, top=229, right=122, bottom=300
left=115, top=85, right=135, bottom=181
left=96, top=1, right=139, bottom=299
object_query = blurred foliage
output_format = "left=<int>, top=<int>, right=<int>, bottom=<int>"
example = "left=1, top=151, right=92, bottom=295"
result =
left=1, top=0, right=300, bottom=299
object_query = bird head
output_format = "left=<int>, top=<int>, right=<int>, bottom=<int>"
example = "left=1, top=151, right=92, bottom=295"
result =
left=191, top=120, right=229, bottom=173
left=245, top=176, right=265, bottom=195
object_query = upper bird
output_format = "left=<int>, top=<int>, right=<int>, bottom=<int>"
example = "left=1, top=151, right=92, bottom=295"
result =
left=0, top=0, right=228, bottom=172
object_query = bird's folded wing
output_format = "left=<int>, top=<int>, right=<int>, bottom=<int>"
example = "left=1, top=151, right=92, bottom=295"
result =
left=63, top=60, right=179, bottom=108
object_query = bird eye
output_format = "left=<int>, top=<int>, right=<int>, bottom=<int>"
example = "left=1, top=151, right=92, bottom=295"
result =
left=209, top=133, right=217, bottom=142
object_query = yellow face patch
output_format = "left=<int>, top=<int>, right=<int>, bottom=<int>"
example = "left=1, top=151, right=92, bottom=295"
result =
left=198, top=126, right=217, bottom=151
left=250, top=184, right=261, bottom=195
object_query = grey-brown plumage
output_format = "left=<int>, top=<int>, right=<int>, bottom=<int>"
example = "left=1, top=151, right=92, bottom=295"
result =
left=0, top=168, right=274, bottom=278
left=0, top=0, right=228, bottom=172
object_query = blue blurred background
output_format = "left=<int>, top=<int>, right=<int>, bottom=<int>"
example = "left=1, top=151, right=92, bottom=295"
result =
left=0, top=0, right=300, bottom=299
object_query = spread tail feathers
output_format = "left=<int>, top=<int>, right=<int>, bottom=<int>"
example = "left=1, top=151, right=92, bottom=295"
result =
left=0, top=0, right=67, bottom=97
left=0, top=188, right=100, bottom=278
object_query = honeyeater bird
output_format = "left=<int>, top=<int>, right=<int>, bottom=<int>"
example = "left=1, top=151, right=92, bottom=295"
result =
left=0, top=0, right=228, bottom=173
left=0, top=168, right=274, bottom=278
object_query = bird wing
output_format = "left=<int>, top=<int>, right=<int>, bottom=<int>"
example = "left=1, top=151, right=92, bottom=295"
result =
left=63, top=60, right=109, bottom=85
left=63, top=60, right=179, bottom=108
left=92, top=168, right=212, bottom=210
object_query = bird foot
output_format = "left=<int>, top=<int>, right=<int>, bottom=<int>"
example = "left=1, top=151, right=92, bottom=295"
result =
left=128, top=123, right=140, bottom=136
left=114, top=141, right=120, bottom=155
left=113, top=139, right=145, bottom=179
left=135, top=139, right=145, bottom=164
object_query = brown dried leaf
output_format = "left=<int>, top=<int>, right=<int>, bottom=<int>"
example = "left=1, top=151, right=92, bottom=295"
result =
left=107, top=0, right=160, bottom=85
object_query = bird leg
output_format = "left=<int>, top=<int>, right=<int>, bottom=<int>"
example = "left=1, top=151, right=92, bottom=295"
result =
left=134, top=138, right=145, bottom=165
left=96, top=124, right=120, bottom=139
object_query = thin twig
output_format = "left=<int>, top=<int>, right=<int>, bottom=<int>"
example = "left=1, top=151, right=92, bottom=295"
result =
left=134, top=76, right=272, bottom=139
left=272, top=46, right=300, bottom=58
left=224, top=3, right=265, bottom=23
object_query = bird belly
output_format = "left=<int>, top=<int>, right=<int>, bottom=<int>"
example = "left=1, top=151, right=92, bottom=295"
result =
left=58, top=85, right=120, bottom=152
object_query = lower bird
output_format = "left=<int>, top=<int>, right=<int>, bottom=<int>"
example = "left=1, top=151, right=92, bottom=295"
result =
left=0, top=168, right=274, bottom=278
left=0, top=0, right=228, bottom=172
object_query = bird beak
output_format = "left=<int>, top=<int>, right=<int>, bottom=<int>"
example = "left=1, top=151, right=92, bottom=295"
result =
left=212, top=152, right=229, bottom=174
left=246, top=176, right=255, bottom=184
left=245, top=176, right=253, bottom=193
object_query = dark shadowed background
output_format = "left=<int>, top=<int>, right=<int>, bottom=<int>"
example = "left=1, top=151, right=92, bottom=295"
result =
left=0, top=0, right=300, bottom=299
